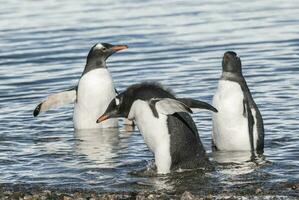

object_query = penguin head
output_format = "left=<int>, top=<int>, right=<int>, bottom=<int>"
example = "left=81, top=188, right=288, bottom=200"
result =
left=85, top=43, right=128, bottom=69
left=96, top=92, right=133, bottom=123
left=96, top=82, right=176, bottom=123
left=222, top=51, right=242, bottom=74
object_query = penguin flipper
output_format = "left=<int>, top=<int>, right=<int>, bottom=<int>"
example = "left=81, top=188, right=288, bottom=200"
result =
left=255, top=112, right=264, bottom=154
left=176, top=98, right=218, bottom=113
left=33, top=90, right=77, bottom=117
left=148, top=99, right=160, bottom=118
left=149, top=98, right=192, bottom=118
left=241, top=80, right=264, bottom=153
left=243, top=98, right=255, bottom=153
left=149, top=98, right=200, bottom=144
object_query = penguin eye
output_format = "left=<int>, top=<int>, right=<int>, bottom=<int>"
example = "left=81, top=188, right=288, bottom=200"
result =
left=102, top=47, right=107, bottom=51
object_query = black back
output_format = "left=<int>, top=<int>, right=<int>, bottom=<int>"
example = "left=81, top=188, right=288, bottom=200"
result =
left=118, top=82, right=176, bottom=117
left=168, top=112, right=210, bottom=170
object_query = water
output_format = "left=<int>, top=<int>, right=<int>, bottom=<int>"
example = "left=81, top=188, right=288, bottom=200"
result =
left=0, top=0, right=299, bottom=198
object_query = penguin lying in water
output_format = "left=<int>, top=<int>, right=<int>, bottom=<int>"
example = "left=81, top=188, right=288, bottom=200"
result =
left=96, top=82, right=218, bottom=174
left=212, top=51, right=264, bottom=153
left=33, top=43, right=128, bottom=129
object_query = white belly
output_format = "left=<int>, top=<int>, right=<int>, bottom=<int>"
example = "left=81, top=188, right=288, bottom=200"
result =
left=212, top=80, right=250, bottom=151
left=73, top=69, right=118, bottom=129
left=128, top=100, right=171, bottom=174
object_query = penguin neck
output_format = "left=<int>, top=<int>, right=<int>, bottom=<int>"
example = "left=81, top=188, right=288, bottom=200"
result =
left=82, top=61, right=107, bottom=76
left=221, top=71, right=244, bottom=82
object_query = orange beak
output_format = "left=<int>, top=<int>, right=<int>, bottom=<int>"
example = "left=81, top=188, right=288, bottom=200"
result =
left=96, top=115, right=109, bottom=123
left=111, top=45, right=128, bottom=52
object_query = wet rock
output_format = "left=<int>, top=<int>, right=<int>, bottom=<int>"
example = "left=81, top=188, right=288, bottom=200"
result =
left=11, top=192, right=23, bottom=199
left=147, top=194, right=155, bottom=199
left=136, top=192, right=165, bottom=200
left=181, top=191, right=197, bottom=200
left=291, top=183, right=299, bottom=190
left=136, top=192, right=146, bottom=200
left=255, top=188, right=262, bottom=194
left=88, top=193, right=98, bottom=200
left=205, top=194, right=214, bottom=200
left=32, top=194, right=41, bottom=200
left=23, top=195, right=33, bottom=200
left=99, top=193, right=122, bottom=200
left=3, top=191, right=12, bottom=195
left=63, top=195, right=73, bottom=200
left=283, top=182, right=299, bottom=190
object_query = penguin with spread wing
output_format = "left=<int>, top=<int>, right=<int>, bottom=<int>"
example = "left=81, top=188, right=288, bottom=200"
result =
left=33, top=43, right=128, bottom=129
left=97, top=82, right=217, bottom=174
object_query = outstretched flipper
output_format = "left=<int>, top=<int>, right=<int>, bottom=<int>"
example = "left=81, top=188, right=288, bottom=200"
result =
left=149, top=97, right=217, bottom=119
left=148, top=97, right=216, bottom=142
left=148, top=98, right=196, bottom=138
left=149, top=98, right=192, bottom=118
left=177, top=98, right=218, bottom=113
left=33, top=89, right=77, bottom=117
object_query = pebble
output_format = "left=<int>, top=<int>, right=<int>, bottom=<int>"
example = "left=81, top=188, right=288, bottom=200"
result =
left=255, top=188, right=262, bottom=194
left=181, top=191, right=197, bottom=200
left=291, top=183, right=299, bottom=190
left=63, top=196, right=72, bottom=200
left=23, top=195, right=33, bottom=200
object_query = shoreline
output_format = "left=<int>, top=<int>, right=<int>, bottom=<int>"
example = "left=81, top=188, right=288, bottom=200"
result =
left=0, top=182, right=298, bottom=200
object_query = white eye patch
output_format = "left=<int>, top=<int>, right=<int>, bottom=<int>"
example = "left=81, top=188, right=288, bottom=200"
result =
left=115, top=98, right=120, bottom=106
left=95, top=43, right=104, bottom=50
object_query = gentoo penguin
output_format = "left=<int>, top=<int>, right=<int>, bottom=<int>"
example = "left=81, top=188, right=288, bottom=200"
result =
left=96, top=82, right=218, bottom=174
left=33, top=43, right=128, bottom=129
left=212, top=51, right=264, bottom=153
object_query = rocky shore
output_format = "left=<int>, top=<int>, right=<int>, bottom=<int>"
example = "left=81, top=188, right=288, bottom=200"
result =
left=0, top=182, right=298, bottom=200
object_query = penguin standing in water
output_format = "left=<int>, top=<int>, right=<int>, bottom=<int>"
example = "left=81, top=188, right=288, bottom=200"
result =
left=96, top=82, right=218, bottom=174
left=33, top=43, right=128, bottom=129
left=212, top=51, right=264, bottom=153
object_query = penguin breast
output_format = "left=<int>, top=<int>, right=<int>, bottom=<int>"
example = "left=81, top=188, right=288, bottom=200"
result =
left=77, top=68, right=115, bottom=104
left=74, top=68, right=117, bottom=129
left=129, top=100, right=172, bottom=174
left=212, top=80, right=251, bottom=150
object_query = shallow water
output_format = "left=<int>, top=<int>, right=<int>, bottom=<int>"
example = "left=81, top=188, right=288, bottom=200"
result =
left=0, top=0, right=299, bottom=198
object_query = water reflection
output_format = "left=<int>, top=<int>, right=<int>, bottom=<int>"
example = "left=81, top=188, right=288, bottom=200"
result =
left=74, top=128, right=120, bottom=168
left=211, top=151, right=253, bottom=164
left=211, top=151, right=255, bottom=175
left=211, top=151, right=266, bottom=178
